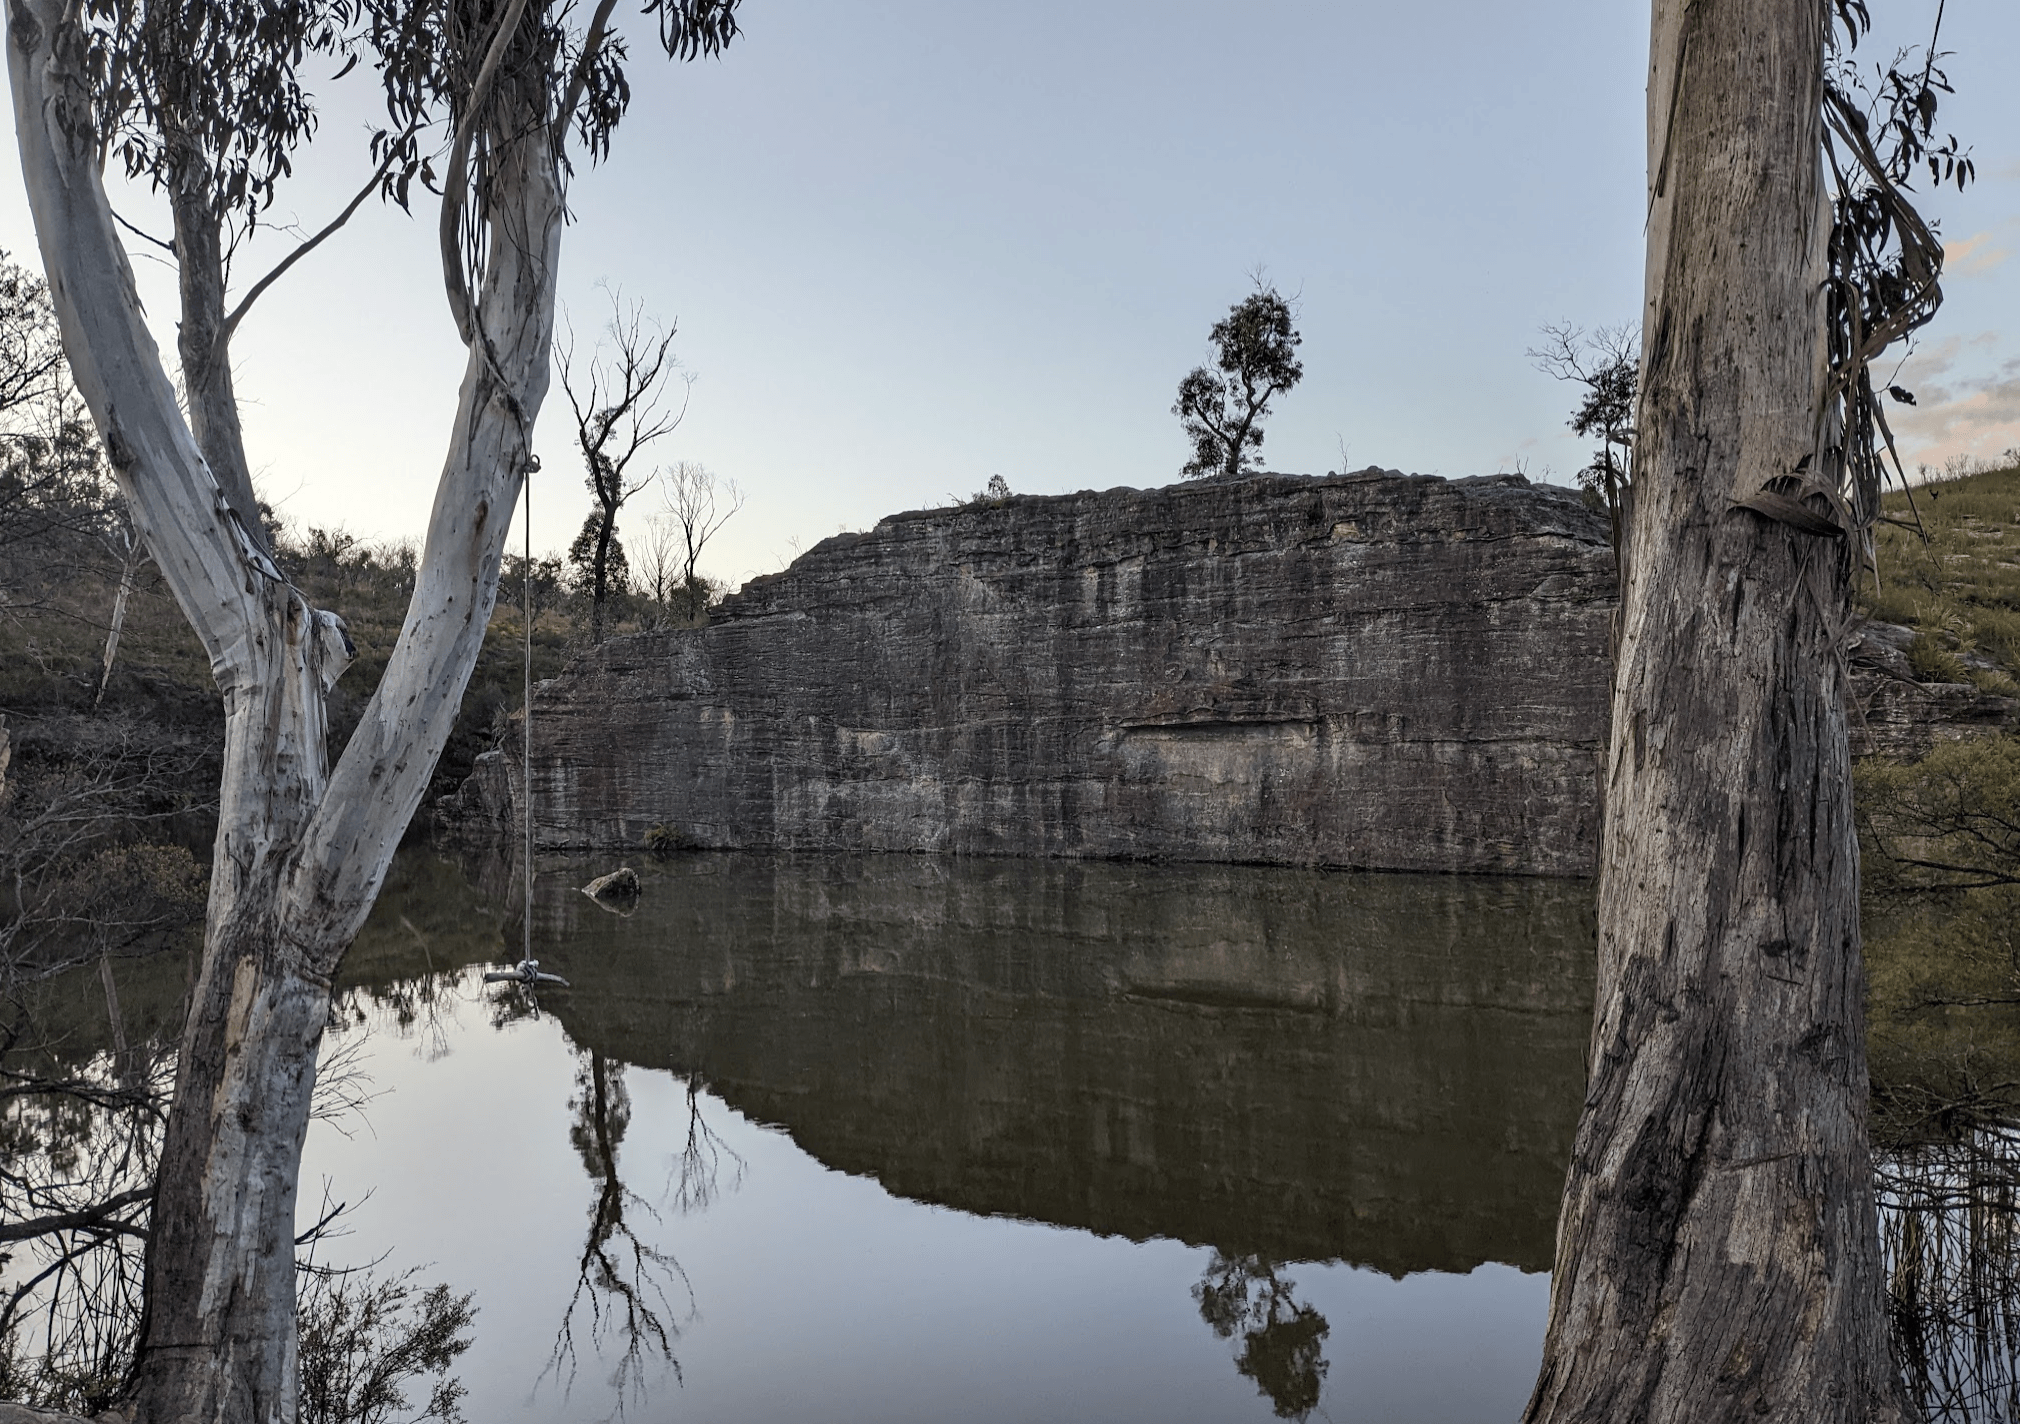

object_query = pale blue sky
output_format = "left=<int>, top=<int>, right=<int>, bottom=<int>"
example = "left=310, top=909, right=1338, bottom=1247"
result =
left=6, top=0, right=2017, bottom=591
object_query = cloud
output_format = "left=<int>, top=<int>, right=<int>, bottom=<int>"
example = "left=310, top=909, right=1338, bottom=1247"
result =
left=1943, top=231, right=2011, bottom=279
left=1884, top=338, right=2020, bottom=473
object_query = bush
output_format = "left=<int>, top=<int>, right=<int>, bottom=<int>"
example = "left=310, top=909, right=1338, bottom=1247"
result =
left=1907, top=634, right=1969, bottom=684
left=643, top=822, right=697, bottom=859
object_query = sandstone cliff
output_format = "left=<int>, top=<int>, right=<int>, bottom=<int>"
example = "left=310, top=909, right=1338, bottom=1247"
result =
left=454, top=470, right=1621, bottom=875
left=444, top=468, right=2016, bottom=876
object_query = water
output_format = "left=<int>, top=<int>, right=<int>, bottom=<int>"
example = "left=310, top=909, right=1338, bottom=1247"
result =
left=298, top=850, right=1597, bottom=1423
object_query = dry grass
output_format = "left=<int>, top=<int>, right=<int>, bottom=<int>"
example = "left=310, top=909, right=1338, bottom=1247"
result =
left=1863, top=462, right=2020, bottom=696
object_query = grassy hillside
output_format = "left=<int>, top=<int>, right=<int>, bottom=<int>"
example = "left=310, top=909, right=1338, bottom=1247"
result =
left=1863, top=463, right=2020, bottom=697
left=1856, top=462, right=2020, bottom=1142
left=0, top=508, right=684, bottom=977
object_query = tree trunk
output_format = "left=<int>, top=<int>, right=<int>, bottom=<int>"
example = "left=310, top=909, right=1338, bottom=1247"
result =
left=94, top=530, right=143, bottom=708
left=8, top=1, right=565, bottom=1416
left=1525, top=1, right=1906, bottom=1420
left=134, top=882, right=330, bottom=1420
left=168, top=138, right=266, bottom=550
left=591, top=502, right=615, bottom=644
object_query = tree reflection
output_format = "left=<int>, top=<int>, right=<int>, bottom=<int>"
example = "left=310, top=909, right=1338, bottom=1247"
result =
left=1193, top=1251, right=1330, bottom=1420
left=0, top=1035, right=167, bottom=1413
left=1880, top=1122, right=2020, bottom=1420
left=547, top=1051, right=692, bottom=1410
left=667, top=1075, right=744, bottom=1217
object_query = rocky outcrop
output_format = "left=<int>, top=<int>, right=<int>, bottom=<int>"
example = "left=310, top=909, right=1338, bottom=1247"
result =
left=1846, top=620, right=2020, bottom=759
left=455, top=470, right=1621, bottom=876
left=441, top=469, right=2017, bottom=876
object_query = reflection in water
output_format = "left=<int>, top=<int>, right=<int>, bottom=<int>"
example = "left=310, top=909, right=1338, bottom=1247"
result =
left=548, top=1050, right=691, bottom=1403
left=26, top=848, right=2020, bottom=1419
left=340, top=850, right=1600, bottom=1417
left=1194, top=1253, right=1330, bottom=1420
left=1881, top=1125, right=2020, bottom=1422
left=1, top=943, right=182, bottom=1412
left=505, top=853, right=1599, bottom=1277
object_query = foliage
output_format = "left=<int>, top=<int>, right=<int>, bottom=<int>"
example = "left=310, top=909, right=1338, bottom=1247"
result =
left=1858, top=458, right=2020, bottom=1144
left=297, top=1268, right=475, bottom=1424
left=1861, top=729, right=2020, bottom=1144
left=0, top=715, right=213, bottom=977
left=643, top=822, right=697, bottom=859
left=0, top=252, right=118, bottom=562
left=1173, top=283, right=1303, bottom=480
left=1193, top=1252, right=1329, bottom=1421
left=567, top=513, right=631, bottom=599
left=82, top=0, right=354, bottom=226
left=1811, top=4, right=1974, bottom=542
left=1529, top=322, right=1637, bottom=549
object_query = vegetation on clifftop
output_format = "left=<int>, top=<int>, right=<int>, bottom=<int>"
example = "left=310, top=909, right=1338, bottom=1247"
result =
left=1856, top=461, right=2020, bottom=1142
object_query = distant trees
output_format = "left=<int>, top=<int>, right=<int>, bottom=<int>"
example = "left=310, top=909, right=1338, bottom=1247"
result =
left=1174, top=283, right=1304, bottom=479
left=1529, top=322, right=1637, bottom=551
left=559, top=298, right=690, bottom=643
left=657, top=461, right=744, bottom=622
left=0, top=253, right=113, bottom=555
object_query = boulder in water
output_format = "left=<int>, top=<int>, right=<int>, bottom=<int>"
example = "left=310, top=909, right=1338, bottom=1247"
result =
left=581, top=865, right=640, bottom=901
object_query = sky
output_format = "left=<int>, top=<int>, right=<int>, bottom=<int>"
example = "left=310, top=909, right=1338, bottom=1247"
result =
left=5, top=0, right=2019, bottom=594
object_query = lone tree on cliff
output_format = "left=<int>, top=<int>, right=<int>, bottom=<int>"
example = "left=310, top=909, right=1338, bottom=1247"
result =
left=560, top=294, right=690, bottom=643
left=4, top=0, right=744, bottom=1417
left=1525, top=2, right=1969, bottom=1419
left=1529, top=321, right=1637, bottom=553
left=1174, top=282, right=1303, bottom=479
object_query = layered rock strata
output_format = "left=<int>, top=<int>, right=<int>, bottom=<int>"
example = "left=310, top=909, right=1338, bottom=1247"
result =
left=456, top=470, right=1621, bottom=876
left=445, top=469, right=2016, bottom=876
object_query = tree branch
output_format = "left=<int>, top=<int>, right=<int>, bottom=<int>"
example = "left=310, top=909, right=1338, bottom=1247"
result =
left=0, top=1186, right=153, bottom=1243
left=555, top=0, right=622, bottom=147
left=221, top=124, right=420, bottom=345
left=439, top=0, right=534, bottom=346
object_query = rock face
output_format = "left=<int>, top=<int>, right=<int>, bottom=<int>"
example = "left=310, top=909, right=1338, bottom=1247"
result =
left=457, top=471, right=1621, bottom=876
left=444, top=469, right=2017, bottom=875
left=1845, top=620, right=2020, bottom=759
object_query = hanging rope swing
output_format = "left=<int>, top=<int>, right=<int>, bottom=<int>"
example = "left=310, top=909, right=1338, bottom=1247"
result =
left=488, top=452, right=569, bottom=994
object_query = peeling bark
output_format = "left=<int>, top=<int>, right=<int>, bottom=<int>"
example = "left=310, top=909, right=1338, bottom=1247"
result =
left=1525, top=1, right=1907, bottom=1420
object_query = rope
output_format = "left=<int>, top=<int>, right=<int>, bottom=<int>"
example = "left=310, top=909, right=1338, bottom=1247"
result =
left=523, top=457, right=535, bottom=964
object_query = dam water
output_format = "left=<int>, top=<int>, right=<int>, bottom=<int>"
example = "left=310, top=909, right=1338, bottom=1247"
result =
left=295, top=849, right=1596, bottom=1423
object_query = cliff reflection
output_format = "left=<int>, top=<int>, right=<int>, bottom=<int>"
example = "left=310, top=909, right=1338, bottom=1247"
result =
left=354, top=850, right=1598, bottom=1278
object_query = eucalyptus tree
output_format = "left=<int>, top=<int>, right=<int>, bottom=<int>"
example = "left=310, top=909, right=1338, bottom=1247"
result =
left=6, top=0, right=742, bottom=1418
left=1529, top=321, right=1638, bottom=555
left=1525, top=1, right=1967, bottom=1419
left=1173, top=282, right=1303, bottom=479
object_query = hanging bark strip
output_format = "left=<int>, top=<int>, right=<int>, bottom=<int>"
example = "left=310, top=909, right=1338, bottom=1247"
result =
left=1525, top=0, right=1908, bottom=1419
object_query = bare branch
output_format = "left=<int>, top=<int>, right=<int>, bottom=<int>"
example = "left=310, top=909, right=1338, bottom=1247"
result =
left=221, top=123, right=424, bottom=345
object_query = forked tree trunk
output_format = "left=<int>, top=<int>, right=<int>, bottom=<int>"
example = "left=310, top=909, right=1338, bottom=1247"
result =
left=7, top=1, right=565, bottom=1416
left=1525, top=1, right=1907, bottom=1420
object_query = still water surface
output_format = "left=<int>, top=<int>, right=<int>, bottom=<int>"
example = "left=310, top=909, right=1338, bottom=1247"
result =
left=307, top=851, right=1597, bottom=1423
